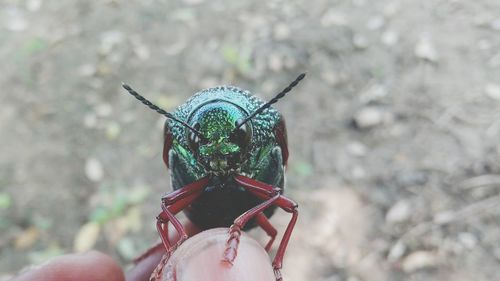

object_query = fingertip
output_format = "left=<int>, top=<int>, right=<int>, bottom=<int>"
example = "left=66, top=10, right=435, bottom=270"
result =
left=161, top=228, right=275, bottom=281
left=80, top=251, right=125, bottom=281
left=12, top=251, right=124, bottom=281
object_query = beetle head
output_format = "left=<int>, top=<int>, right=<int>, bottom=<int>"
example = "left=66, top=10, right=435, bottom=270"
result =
left=187, top=101, right=251, bottom=174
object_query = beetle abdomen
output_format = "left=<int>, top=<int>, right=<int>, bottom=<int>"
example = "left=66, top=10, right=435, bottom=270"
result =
left=185, top=180, right=277, bottom=230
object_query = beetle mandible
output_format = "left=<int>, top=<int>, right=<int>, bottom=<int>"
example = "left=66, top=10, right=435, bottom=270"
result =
left=122, top=73, right=305, bottom=281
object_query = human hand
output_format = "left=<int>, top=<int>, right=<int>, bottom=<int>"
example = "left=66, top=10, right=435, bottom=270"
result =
left=11, top=223, right=275, bottom=281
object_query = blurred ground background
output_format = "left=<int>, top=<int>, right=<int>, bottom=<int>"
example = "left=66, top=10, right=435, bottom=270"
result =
left=1, top=0, right=500, bottom=280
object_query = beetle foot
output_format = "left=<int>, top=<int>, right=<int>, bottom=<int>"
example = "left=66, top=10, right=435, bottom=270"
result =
left=149, top=252, right=171, bottom=281
left=172, top=233, right=188, bottom=252
left=273, top=267, right=283, bottom=281
left=222, top=225, right=242, bottom=265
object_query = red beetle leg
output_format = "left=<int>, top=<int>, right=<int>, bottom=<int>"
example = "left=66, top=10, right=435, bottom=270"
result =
left=255, top=213, right=278, bottom=251
left=156, top=177, right=210, bottom=252
left=223, top=193, right=280, bottom=264
left=234, top=174, right=298, bottom=281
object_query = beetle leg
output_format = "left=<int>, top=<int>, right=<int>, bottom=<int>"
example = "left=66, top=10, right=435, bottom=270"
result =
left=223, top=193, right=280, bottom=265
left=156, top=177, right=209, bottom=252
left=255, top=213, right=278, bottom=252
left=234, top=174, right=298, bottom=281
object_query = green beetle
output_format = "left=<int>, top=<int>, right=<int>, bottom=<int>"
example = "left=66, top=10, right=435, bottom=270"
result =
left=123, top=73, right=305, bottom=280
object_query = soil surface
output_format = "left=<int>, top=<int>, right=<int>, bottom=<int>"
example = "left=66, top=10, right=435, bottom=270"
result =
left=1, top=1, right=500, bottom=280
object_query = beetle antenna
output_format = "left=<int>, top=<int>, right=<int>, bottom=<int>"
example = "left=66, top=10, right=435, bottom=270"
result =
left=122, top=83, right=207, bottom=141
left=236, top=73, right=306, bottom=128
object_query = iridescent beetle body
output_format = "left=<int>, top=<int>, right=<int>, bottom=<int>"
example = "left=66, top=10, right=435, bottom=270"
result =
left=165, top=86, right=287, bottom=229
left=122, top=74, right=304, bottom=281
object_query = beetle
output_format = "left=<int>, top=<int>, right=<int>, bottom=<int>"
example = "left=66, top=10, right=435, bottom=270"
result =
left=122, top=73, right=305, bottom=281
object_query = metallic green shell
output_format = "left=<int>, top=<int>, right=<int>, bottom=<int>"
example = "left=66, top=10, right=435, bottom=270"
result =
left=166, top=86, right=286, bottom=229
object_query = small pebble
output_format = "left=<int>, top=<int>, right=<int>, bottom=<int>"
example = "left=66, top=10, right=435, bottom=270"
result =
left=383, top=2, right=399, bottom=17
left=347, top=142, right=367, bottom=157
left=273, top=23, right=291, bottom=40
left=134, top=44, right=150, bottom=60
left=491, top=19, right=500, bottom=30
left=353, top=107, right=391, bottom=129
left=85, top=158, right=104, bottom=182
left=415, top=36, right=439, bottom=62
left=351, top=166, right=366, bottom=179
left=402, top=251, right=438, bottom=272
left=321, top=70, right=339, bottom=86
left=78, top=64, right=97, bottom=77
left=433, top=211, right=456, bottom=225
left=26, top=0, right=42, bottom=11
left=381, top=30, right=399, bottom=46
left=457, top=232, right=477, bottom=249
left=387, top=241, right=406, bottom=261
left=321, top=10, right=348, bottom=27
left=5, top=8, right=28, bottom=31
left=366, top=16, right=385, bottom=30
left=485, top=83, right=500, bottom=100
left=83, top=113, right=98, bottom=128
left=268, top=53, right=283, bottom=72
left=353, top=34, right=368, bottom=49
left=360, top=84, right=387, bottom=103
left=385, top=200, right=411, bottom=224
left=99, top=30, right=124, bottom=55
left=477, top=39, right=491, bottom=50
left=95, top=103, right=113, bottom=117
left=395, top=170, right=428, bottom=187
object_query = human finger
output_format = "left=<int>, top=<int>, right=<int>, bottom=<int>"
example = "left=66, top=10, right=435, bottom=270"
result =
left=158, top=228, right=275, bottom=281
left=12, top=250, right=124, bottom=281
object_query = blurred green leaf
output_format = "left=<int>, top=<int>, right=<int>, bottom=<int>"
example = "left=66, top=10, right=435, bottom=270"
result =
left=23, top=38, right=47, bottom=56
left=222, top=46, right=239, bottom=65
left=111, top=196, right=127, bottom=217
left=105, top=121, right=121, bottom=140
left=90, top=207, right=112, bottom=224
left=33, top=217, right=53, bottom=230
left=221, top=45, right=252, bottom=74
left=0, top=192, right=12, bottom=209
left=292, top=161, right=314, bottom=177
left=371, top=67, right=384, bottom=78
left=90, top=182, right=150, bottom=225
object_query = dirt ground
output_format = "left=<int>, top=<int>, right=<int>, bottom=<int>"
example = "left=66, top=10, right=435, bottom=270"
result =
left=1, top=0, right=500, bottom=280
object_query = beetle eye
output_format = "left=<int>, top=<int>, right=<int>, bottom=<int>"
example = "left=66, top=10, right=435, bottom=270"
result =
left=188, top=123, right=203, bottom=151
left=230, top=119, right=251, bottom=149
